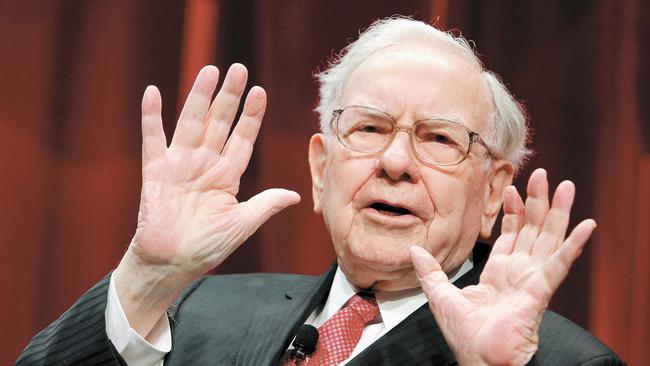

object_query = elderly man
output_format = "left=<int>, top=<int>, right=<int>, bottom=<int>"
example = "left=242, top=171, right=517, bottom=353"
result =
left=18, top=18, right=623, bottom=365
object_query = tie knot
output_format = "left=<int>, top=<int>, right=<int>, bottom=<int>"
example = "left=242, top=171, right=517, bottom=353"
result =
left=346, top=294, right=379, bottom=324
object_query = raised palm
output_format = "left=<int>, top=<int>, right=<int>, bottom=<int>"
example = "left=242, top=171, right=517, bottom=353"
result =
left=411, top=169, right=596, bottom=365
left=132, top=65, right=299, bottom=278
left=114, top=65, right=300, bottom=336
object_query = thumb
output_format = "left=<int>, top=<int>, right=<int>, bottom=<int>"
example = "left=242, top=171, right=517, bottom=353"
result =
left=242, top=188, right=301, bottom=229
left=410, top=245, right=448, bottom=283
left=410, top=246, right=458, bottom=309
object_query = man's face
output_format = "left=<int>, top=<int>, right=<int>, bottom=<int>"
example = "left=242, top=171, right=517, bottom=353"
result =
left=309, top=42, right=513, bottom=290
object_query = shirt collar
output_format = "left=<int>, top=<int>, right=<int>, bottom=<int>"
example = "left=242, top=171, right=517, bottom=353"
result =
left=314, top=258, right=473, bottom=332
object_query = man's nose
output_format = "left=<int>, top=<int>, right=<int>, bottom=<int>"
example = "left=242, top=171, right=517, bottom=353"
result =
left=376, top=130, right=421, bottom=182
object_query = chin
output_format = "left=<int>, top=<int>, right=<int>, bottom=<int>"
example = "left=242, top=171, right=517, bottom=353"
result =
left=340, top=259, right=420, bottom=291
left=338, top=246, right=418, bottom=289
left=372, top=275, right=420, bottom=291
left=350, top=242, right=412, bottom=271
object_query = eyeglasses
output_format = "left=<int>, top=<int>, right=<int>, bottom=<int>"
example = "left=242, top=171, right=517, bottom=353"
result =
left=330, top=105, right=494, bottom=167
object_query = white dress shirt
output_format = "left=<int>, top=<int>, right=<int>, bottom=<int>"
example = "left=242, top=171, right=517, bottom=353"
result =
left=105, top=259, right=472, bottom=366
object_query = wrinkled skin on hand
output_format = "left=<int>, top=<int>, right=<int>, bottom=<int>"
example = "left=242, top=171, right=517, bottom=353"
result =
left=411, top=169, right=596, bottom=365
left=114, top=65, right=300, bottom=337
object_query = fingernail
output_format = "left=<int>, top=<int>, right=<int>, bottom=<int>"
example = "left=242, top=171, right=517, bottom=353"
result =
left=410, top=247, right=431, bottom=276
left=142, top=86, right=157, bottom=111
left=247, top=87, right=266, bottom=114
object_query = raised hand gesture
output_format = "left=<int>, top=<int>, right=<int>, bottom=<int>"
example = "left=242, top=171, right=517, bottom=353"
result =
left=410, top=169, right=596, bottom=365
left=114, top=65, right=300, bottom=337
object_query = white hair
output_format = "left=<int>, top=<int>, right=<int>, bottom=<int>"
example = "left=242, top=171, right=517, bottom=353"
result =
left=315, top=17, right=530, bottom=169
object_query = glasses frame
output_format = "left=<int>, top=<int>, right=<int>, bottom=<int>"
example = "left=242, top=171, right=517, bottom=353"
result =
left=330, top=105, right=495, bottom=167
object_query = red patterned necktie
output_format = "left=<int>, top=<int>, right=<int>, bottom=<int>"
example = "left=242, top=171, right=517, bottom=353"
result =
left=306, top=293, right=379, bottom=366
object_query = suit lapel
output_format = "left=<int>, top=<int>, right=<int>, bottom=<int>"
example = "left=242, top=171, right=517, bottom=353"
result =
left=348, top=243, right=490, bottom=365
left=235, top=263, right=337, bottom=366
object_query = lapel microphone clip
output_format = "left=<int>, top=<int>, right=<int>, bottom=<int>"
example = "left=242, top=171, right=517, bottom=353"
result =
left=290, top=324, right=319, bottom=363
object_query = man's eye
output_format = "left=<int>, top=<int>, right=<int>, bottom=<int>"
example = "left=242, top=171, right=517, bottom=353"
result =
left=358, top=124, right=380, bottom=133
left=424, top=133, right=454, bottom=144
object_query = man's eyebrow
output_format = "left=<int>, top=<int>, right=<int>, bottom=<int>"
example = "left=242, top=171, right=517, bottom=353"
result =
left=368, top=107, right=392, bottom=117
left=357, top=101, right=388, bottom=111
left=353, top=103, right=393, bottom=117
left=419, top=113, right=466, bottom=124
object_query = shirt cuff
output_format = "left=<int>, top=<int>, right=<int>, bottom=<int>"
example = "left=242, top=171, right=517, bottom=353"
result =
left=105, top=272, right=171, bottom=365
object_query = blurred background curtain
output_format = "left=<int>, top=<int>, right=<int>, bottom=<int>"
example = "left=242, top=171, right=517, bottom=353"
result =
left=0, top=0, right=646, bottom=363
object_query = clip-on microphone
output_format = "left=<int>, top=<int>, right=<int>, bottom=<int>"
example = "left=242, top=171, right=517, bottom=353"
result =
left=290, top=324, right=319, bottom=363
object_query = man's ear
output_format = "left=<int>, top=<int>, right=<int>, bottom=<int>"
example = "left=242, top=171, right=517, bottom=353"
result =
left=480, top=160, right=515, bottom=238
left=308, top=133, right=327, bottom=213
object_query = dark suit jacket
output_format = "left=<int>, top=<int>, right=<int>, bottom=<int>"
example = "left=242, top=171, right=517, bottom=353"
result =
left=17, top=244, right=625, bottom=365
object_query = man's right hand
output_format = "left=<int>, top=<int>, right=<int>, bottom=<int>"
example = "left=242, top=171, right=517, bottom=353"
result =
left=113, top=64, right=300, bottom=339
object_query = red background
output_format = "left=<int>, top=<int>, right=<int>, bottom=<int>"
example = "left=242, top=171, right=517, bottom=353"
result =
left=1, top=1, right=648, bottom=364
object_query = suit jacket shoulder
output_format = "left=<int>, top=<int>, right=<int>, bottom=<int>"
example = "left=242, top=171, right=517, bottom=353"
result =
left=16, top=274, right=126, bottom=366
left=16, top=267, right=335, bottom=366
left=535, top=311, right=626, bottom=365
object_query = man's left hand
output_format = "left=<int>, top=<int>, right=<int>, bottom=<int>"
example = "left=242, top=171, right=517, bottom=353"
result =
left=410, top=168, right=596, bottom=366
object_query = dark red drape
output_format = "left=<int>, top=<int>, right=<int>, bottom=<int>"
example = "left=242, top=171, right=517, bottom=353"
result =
left=1, top=1, right=645, bottom=363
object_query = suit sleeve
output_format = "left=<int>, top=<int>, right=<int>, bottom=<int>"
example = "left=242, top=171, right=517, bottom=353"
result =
left=534, top=311, right=627, bottom=366
left=16, top=275, right=127, bottom=366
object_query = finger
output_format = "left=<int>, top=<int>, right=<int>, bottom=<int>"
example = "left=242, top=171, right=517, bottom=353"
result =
left=170, top=65, right=219, bottom=148
left=141, top=85, right=167, bottom=163
left=410, top=246, right=460, bottom=312
left=222, top=86, right=267, bottom=176
left=411, top=245, right=445, bottom=278
left=241, top=188, right=301, bottom=233
left=203, top=64, right=248, bottom=153
left=502, top=185, right=526, bottom=234
left=491, top=185, right=525, bottom=256
left=514, top=168, right=549, bottom=254
left=542, top=219, right=596, bottom=291
left=556, top=219, right=596, bottom=267
left=531, top=181, right=575, bottom=259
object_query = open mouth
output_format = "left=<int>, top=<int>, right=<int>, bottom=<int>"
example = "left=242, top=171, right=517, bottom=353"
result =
left=369, top=202, right=413, bottom=216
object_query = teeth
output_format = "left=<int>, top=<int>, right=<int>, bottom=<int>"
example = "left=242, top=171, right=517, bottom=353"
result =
left=370, top=202, right=412, bottom=215
left=382, top=211, right=402, bottom=216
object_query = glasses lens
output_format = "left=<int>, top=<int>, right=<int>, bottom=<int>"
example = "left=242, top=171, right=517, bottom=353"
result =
left=413, top=120, right=470, bottom=165
left=336, top=107, right=394, bottom=152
